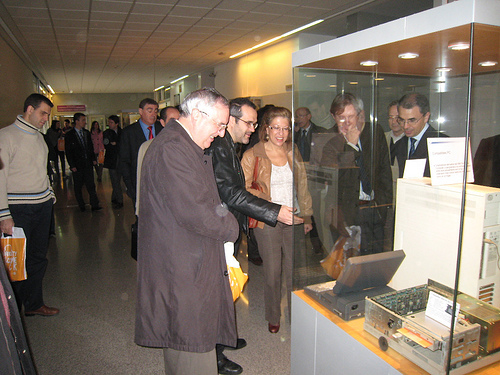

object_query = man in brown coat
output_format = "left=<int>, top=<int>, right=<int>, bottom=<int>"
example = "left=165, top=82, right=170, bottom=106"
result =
left=134, top=88, right=239, bottom=374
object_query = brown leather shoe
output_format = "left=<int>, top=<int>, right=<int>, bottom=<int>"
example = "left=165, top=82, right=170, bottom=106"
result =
left=25, top=305, right=60, bottom=317
left=268, top=323, right=280, bottom=333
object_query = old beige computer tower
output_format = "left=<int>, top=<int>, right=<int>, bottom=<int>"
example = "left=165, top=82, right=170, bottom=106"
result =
left=391, top=178, right=500, bottom=307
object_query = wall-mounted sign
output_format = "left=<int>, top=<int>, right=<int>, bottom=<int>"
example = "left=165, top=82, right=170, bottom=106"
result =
left=57, top=105, right=86, bottom=112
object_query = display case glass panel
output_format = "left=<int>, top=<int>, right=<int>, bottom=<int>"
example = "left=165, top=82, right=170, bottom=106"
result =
left=291, top=1, right=500, bottom=372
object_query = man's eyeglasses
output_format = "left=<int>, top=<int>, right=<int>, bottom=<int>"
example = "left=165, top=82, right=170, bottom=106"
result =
left=396, top=115, right=424, bottom=126
left=269, top=125, right=291, bottom=132
left=233, top=116, right=258, bottom=129
left=335, top=114, right=357, bottom=123
left=198, top=110, right=227, bottom=130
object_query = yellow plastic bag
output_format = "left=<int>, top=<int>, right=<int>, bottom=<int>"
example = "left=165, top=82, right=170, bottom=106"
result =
left=224, top=242, right=248, bottom=301
left=228, top=265, right=248, bottom=301
left=1, top=227, right=27, bottom=281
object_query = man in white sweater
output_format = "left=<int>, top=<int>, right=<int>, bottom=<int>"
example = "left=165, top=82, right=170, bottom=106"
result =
left=0, top=93, right=59, bottom=316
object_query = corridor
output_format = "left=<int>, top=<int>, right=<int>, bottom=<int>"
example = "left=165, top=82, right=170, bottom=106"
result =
left=23, top=172, right=292, bottom=374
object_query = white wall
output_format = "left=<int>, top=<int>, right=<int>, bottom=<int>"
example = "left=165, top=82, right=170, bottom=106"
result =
left=0, top=35, right=38, bottom=128
left=214, top=37, right=299, bottom=108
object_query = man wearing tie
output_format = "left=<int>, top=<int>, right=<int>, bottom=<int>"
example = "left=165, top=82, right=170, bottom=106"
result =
left=394, top=93, right=447, bottom=178
left=385, top=100, right=404, bottom=166
left=385, top=100, right=404, bottom=198
left=294, top=107, right=327, bottom=162
left=320, top=93, right=392, bottom=255
left=119, top=98, right=162, bottom=207
left=65, top=113, right=101, bottom=212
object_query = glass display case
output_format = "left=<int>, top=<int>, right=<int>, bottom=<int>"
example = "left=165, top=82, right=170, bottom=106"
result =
left=291, top=0, right=500, bottom=373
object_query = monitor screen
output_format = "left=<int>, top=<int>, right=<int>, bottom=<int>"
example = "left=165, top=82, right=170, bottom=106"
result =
left=331, top=250, right=405, bottom=295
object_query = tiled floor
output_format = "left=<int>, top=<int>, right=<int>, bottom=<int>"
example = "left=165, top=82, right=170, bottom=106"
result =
left=23, top=171, right=292, bottom=374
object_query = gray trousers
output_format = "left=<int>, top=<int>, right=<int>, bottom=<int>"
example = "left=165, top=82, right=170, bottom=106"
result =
left=163, top=348, right=216, bottom=375
left=254, top=222, right=296, bottom=326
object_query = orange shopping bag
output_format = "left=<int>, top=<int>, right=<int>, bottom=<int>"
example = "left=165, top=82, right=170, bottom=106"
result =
left=97, top=150, right=105, bottom=164
left=1, top=227, right=27, bottom=281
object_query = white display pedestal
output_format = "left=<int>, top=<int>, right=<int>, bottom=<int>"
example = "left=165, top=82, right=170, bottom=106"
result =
left=291, top=290, right=500, bottom=375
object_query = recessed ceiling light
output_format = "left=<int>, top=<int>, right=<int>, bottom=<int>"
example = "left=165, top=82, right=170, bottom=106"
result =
left=448, top=41, right=470, bottom=50
left=360, top=60, right=378, bottom=66
left=374, top=78, right=384, bottom=81
left=478, top=61, right=498, bottom=67
left=398, top=52, right=419, bottom=59
left=305, top=74, right=316, bottom=78
left=349, top=81, right=358, bottom=85
left=329, top=84, right=337, bottom=88
left=436, top=67, right=452, bottom=72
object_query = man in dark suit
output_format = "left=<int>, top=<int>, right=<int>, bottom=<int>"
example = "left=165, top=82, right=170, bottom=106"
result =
left=294, top=106, right=327, bottom=254
left=394, top=93, right=447, bottom=178
left=320, top=93, right=392, bottom=255
left=103, top=115, right=123, bottom=209
left=294, top=107, right=327, bottom=162
left=65, top=112, right=101, bottom=212
left=119, top=98, right=162, bottom=207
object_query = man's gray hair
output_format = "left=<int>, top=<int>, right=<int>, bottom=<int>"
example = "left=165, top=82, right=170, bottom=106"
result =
left=330, top=93, right=364, bottom=116
left=180, top=87, right=229, bottom=117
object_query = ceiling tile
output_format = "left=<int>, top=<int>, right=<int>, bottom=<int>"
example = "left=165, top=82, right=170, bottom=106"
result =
left=4, top=6, right=49, bottom=19
left=89, top=20, right=123, bottom=30
left=53, top=19, right=89, bottom=28
left=205, top=9, right=246, bottom=20
left=169, top=6, right=210, bottom=18
left=239, top=12, right=276, bottom=23
left=176, top=0, right=219, bottom=7
left=130, top=4, right=174, bottom=15
left=49, top=9, right=89, bottom=20
left=0, top=0, right=430, bottom=93
left=251, top=2, right=298, bottom=16
left=216, top=0, right=260, bottom=12
left=134, top=0, right=178, bottom=6
left=48, top=0, right=90, bottom=10
left=90, top=11, right=128, bottom=22
left=158, top=15, right=197, bottom=27
left=127, top=13, right=166, bottom=23
left=92, top=1, right=133, bottom=13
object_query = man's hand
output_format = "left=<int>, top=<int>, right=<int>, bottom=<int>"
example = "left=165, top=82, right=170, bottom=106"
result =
left=342, top=122, right=361, bottom=145
left=0, top=218, right=15, bottom=235
left=304, top=223, right=313, bottom=234
left=277, top=206, right=304, bottom=225
left=71, top=167, right=77, bottom=172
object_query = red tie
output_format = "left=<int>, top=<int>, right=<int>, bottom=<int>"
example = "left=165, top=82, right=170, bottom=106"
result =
left=148, top=125, right=153, bottom=140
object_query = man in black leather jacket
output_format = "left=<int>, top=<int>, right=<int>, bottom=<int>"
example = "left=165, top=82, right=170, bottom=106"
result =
left=206, top=97, right=300, bottom=375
